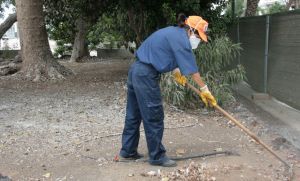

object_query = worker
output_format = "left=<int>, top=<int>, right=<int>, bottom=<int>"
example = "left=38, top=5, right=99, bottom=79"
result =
left=119, top=14, right=217, bottom=167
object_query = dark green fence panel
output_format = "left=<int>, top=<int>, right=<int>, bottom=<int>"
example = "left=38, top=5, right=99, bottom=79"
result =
left=239, top=16, right=267, bottom=92
left=229, top=10, right=300, bottom=110
left=268, top=12, right=300, bottom=110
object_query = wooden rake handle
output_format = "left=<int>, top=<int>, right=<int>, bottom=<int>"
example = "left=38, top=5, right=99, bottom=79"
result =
left=185, top=83, right=290, bottom=168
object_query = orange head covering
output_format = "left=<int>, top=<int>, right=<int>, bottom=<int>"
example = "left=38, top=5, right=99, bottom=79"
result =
left=185, top=16, right=208, bottom=42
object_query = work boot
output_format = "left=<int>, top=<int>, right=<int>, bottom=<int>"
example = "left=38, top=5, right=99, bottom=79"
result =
left=119, top=153, right=144, bottom=161
left=160, top=159, right=177, bottom=167
left=151, top=158, right=177, bottom=167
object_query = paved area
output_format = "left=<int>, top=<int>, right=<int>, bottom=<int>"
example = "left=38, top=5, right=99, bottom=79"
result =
left=1, top=60, right=299, bottom=180
left=233, top=81, right=300, bottom=149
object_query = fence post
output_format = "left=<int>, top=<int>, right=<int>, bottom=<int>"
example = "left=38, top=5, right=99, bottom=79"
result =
left=263, top=15, right=270, bottom=93
left=237, top=18, right=240, bottom=64
left=232, top=0, right=235, bottom=18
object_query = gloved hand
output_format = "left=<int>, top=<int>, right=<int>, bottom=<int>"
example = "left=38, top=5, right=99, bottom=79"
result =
left=173, top=70, right=187, bottom=86
left=199, top=85, right=217, bottom=107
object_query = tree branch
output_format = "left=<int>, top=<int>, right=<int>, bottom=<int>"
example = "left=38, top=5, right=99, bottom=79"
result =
left=0, top=13, right=17, bottom=39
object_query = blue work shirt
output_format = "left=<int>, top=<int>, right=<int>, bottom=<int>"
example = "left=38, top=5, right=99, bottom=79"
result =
left=136, top=26, right=198, bottom=75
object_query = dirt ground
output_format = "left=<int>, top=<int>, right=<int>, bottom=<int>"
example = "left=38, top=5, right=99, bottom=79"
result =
left=0, top=59, right=299, bottom=181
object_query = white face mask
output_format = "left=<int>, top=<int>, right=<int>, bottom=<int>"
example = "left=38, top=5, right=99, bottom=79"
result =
left=189, top=32, right=201, bottom=49
left=187, top=19, right=202, bottom=49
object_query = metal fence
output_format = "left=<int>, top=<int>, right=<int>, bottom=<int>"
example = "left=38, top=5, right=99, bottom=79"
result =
left=229, top=10, right=300, bottom=110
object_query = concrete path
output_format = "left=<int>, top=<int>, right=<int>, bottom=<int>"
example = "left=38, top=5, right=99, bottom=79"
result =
left=233, top=81, right=300, bottom=149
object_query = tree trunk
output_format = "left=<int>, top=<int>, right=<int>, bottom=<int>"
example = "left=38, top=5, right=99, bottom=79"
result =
left=15, top=0, right=72, bottom=81
left=127, top=6, right=145, bottom=47
left=286, top=0, right=295, bottom=10
left=245, top=0, right=260, bottom=16
left=0, top=62, right=21, bottom=76
left=296, top=0, right=300, bottom=8
left=0, top=13, right=17, bottom=39
left=70, top=17, right=89, bottom=62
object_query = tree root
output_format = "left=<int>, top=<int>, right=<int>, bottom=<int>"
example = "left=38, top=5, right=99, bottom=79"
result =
left=18, top=59, right=73, bottom=82
left=0, top=62, right=21, bottom=76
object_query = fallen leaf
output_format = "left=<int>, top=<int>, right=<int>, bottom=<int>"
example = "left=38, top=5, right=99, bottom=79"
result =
left=176, top=148, right=186, bottom=156
left=141, top=170, right=157, bottom=177
left=73, top=140, right=81, bottom=145
left=128, top=173, right=134, bottom=177
left=214, top=148, right=222, bottom=152
left=161, top=177, right=169, bottom=181
left=147, top=171, right=157, bottom=176
left=43, top=173, right=51, bottom=178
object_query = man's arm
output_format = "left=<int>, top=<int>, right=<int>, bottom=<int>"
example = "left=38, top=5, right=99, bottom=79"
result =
left=191, top=72, right=217, bottom=107
left=173, top=70, right=216, bottom=107
left=191, top=72, right=206, bottom=89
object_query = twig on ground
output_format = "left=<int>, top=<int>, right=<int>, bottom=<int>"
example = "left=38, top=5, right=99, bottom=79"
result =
left=198, top=138, right=225, bottom=144
left=98, top=124, right=197, bottom=139
left=68, top=124, right=199, bottom=146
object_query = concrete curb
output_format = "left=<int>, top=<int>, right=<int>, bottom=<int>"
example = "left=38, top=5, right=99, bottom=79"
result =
left=233, top=81, right=300, bottom=149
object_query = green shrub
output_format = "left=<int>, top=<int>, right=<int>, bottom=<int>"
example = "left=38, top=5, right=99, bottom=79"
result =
left=53, top=40, right=72, bottom=58
left=160, top=36, right=246, bottom=108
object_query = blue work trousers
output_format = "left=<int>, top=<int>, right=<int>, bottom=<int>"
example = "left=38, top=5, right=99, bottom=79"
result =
left=120, top=61, right=167, bottom=164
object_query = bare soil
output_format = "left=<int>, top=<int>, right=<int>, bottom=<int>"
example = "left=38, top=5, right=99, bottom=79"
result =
left=0, top=59, right=299, bottom=181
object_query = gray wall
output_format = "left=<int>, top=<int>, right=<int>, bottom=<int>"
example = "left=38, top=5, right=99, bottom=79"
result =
left=230, top=10, right=300, bottom=110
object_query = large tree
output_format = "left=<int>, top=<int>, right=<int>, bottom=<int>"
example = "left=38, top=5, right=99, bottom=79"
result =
left=225, top=0, right=246, bottom=17
left=15, top=0, right=71, bottom=81
left=0, top=0, right=17, bottom=39
left=44, top=0, right=113, bottom=62
left=287, top=0, right=300, bottom=9
left=0, top=13, right=16, bottom=39
left=245, top=0, right=260, bottom=16
left=117, top=0, right=226, bottom=46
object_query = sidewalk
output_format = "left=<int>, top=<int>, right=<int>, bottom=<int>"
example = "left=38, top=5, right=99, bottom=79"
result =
left=233, top=81, right=300, bottom=150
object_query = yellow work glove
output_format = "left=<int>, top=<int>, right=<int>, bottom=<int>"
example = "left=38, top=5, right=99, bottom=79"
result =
left=199, top=85, right=217, bottom=107
left=173, top=70, right=187, bottom=86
